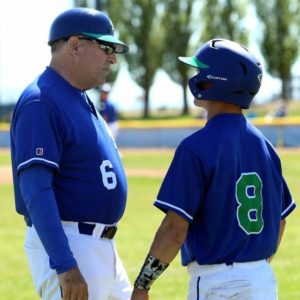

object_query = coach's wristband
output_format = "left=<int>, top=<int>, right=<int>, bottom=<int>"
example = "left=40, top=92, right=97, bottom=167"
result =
left=134, top=254, right=169, bottom=290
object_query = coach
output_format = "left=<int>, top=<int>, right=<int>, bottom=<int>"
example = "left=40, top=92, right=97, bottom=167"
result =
left=10, top=7, right=131, bottom=300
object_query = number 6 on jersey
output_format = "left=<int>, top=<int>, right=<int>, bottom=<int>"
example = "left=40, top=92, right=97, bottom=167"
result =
left=100, top=160, right=117, bottom=190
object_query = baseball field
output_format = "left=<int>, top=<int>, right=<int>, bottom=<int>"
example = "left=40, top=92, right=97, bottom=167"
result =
left=0, top=148, right=299, bottom=300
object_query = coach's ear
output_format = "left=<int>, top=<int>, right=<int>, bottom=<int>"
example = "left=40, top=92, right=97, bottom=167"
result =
left=67, top=36, right=81, bottom=55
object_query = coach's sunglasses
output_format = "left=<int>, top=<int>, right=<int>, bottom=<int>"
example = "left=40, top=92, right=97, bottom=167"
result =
left=78, top=37, right=116, bottom=55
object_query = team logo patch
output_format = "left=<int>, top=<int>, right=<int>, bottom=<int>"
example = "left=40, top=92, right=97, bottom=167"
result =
left=36, top=148, right=44, bottom=156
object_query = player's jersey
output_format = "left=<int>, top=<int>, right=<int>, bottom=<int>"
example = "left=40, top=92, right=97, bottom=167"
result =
left=154, top=113, right=296, bottom=265
left=99, top=100, right=117, bottom=123
left=11, top=67, right=127, bottom=224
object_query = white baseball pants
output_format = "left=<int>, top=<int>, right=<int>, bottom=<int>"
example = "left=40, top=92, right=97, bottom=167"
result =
left=187, top=260, right=277, bottom=300
left=24, top=223, right=132, bottom=300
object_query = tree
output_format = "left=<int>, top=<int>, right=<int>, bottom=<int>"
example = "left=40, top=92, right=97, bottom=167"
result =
left=160, top=0, right=197, bottom=115
left=74, top=0, right=107, bottom=10
left=254, top=0, right=300, bottom=100
left=109, top=0, right=163, bottom=118
left=200, top=0, right=248, bottom=44
left=160, top=0, right=248, bottom=115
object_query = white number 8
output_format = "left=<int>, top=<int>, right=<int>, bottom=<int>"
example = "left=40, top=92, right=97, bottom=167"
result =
left=100, top=160, right=117, bottom=190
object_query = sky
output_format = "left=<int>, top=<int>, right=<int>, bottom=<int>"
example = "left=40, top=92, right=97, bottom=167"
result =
left=0, top=0, right=73, bottom=104
left=0, top=0, right=299, bottom=111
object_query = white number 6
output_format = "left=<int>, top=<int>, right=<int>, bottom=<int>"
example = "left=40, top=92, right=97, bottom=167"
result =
left=100, top=160, right=117, bottom=190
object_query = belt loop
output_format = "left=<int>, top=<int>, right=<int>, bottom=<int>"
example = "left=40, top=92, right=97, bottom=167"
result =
left=92, top=223, right=105, bottom=239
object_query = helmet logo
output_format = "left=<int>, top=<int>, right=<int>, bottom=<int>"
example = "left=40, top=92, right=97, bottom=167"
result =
left=207, top=74, right=228, bottom=81
left=257, top=74, right=262, bottom=83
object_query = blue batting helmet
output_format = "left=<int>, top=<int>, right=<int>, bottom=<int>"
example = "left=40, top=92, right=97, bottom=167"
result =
left=178, top=39, right=262, bottom=109
left=48, top=7, right=128, bottom=54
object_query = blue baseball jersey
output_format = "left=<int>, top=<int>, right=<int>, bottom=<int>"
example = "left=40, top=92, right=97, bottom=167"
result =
left=99, top=100, right=117, bottom=123
left=11, top=67, right=127, bottom=225
left=154, top=113, right=296, bottom=266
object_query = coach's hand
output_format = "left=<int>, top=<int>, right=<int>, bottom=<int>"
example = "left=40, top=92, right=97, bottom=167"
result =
left=58, top=266, right=88, bottom=300
left=130, top=288, right=149, bottom=300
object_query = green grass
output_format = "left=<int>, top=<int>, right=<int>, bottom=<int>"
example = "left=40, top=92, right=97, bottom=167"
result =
left=121, top=149, right=174, bottom=169
left=0, top=148, right=299, bottom=299
left=0, top=183, right=38, bottom=300
left=0, top=150, right=11, bottom=166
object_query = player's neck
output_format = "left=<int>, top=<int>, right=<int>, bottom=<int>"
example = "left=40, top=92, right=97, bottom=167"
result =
left=206, top=101, right=242, bottom=121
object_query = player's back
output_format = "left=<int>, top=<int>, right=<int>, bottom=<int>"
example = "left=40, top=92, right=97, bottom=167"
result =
left=181, top=113, right=283, bottom=263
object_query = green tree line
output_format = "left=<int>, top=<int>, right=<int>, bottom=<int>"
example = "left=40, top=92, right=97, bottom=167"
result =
left=74, top=0, right=300, bottom=118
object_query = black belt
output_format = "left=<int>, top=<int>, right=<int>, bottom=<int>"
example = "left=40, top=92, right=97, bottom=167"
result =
left=25, top=217, right=117, bottom=240
left=78, top=222, right=117, bottom=239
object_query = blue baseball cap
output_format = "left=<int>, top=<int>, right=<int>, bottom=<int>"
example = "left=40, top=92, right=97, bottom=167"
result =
left=48, top=7, right=128, bottom=54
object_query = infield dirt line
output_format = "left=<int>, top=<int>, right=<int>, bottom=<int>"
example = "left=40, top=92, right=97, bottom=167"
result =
left=0, top=166, right=12, bottom=184
left=1, top=147, right=299, bottom=184
left=1, top=147, right=300, bottom=154
left=0, top=166, right=166, bottom=184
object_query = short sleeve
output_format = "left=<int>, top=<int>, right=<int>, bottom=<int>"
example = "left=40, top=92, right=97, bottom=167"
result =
left=281, top=177, right=296, bottom=219
left=14, top=101, right=63, bottom=173
left=154, top=146, right=205, bottom=222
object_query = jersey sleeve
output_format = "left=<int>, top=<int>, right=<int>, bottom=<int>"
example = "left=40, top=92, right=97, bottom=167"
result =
left=154, top=145, right=205, bottom=222
left=281, top=177, right=296, bottom=219
left=20, top=165, right=77, bottom=274
left=14, top=100, right=63, bottom=173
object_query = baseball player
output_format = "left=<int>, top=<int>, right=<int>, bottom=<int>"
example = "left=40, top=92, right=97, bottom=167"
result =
left=98, top=83, right=119, bottom=139
left=131, top=39, right=296, bottom=300
left=10, top=8, right=131, bottom=300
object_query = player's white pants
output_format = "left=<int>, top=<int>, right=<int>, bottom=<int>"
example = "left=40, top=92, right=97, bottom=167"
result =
left=24, top=223, right=132, bottom=300
left=187, top=260, right=277, bottom=300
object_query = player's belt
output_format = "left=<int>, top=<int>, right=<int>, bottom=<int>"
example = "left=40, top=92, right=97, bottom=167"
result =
left=61, top=221, right=118, bottom=239
left=25, top=218, right=117, bottom=239
left=77, top=222, right=117, bottom=239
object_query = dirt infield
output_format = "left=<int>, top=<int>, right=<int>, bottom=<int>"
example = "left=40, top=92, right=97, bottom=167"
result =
left=1, top=147, right=299, bottom=185
left=0, top=147, right=168, bottom=184
left=0, top=166, right=12, bottom=184
left=0, top=166, right=166, bottom=185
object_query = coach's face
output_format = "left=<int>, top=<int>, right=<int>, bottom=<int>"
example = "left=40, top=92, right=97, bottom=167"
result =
left=70, top=36, right=117, bottom=90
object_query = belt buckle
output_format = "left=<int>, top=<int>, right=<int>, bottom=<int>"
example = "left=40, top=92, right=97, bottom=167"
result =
left=101, top=226, right=117, bottom=239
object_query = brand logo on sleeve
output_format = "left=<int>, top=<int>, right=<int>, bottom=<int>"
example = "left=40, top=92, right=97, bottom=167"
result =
left=36, top=148, right=44, bottom=156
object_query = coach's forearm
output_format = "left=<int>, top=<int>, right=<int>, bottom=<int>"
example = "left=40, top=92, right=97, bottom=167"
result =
left=148, top=210, right=189, bottom=264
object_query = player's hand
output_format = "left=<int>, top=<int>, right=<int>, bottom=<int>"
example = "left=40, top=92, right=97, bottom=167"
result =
left=58, top=266, right=88, bottom=300
left=130, top=288, right=149, bottom=300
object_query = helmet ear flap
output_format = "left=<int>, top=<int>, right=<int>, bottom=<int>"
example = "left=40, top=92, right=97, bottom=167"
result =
left=188, top=73, right=209, bottom=99
left=196, top=81, right=213, bottom=91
